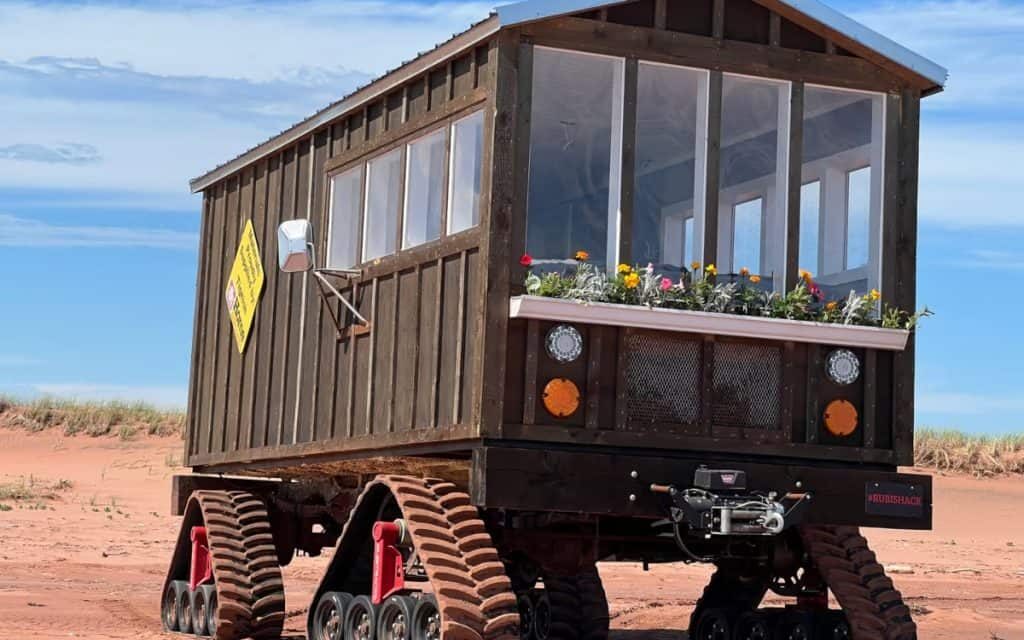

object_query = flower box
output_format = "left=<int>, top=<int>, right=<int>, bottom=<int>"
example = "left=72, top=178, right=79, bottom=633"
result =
left=509, top=296, right=910, bottom=352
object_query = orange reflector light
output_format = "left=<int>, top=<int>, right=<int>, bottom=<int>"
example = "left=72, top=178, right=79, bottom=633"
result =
left=542, top=378, right=581, bottom=418
left=823, top=399, right=858, bottom=437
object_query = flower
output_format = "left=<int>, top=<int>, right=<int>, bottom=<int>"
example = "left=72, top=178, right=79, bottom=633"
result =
left=646, top=263, right=654, bottom=274
left=660, top=277, right=673, bottom=292
left=870, top=289, right=881, bottom=301
left=690, top=261, right=701, bottom=271
left=618, top=263, right=632, bottom=274
left=520, top=254, right=533, bottom=267
left=749, top=275, right=762, bottom=284
left=575, top=250, right=590, bottom=262
left=739, top=267, right=750, bottom=277
left=799, top=269, right=813, bottom=282
left=826, top=301, right=839, bottom=312
left=705, top=264, right=718, bottom=277
left=624, top=272, right=640, bottom=289
left=810, top=284, right=824, bottom=302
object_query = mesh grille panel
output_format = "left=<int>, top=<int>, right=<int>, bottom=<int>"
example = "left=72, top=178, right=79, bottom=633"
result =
left=712, top=342, right=782, bottom=430
left=624, top=333, right=702, bottom=426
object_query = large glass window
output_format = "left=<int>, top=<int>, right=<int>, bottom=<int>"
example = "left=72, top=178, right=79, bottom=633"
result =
left=448, top=111, right=485, bottom=234
left=327, top=166, right=364, bottom=269
left=633, top=62, right=709, bottom=276
left=363, top=148, right=403, bottom=261
left=800, top=86, right=884, bottom=299
left=526, top=47, right=625, bottom=271
left=717, top=74, right=790, bottom=290
left=403, top=129, right=447, bottom=249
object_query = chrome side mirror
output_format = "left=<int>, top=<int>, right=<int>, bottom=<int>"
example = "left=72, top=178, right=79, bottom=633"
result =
left=278, top=219, right=314, bottom=273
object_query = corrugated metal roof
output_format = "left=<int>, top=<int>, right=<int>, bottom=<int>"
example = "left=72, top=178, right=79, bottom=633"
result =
left=498, top=0, right=948, bottom=88
left=191, top=0, right=947, bottom=193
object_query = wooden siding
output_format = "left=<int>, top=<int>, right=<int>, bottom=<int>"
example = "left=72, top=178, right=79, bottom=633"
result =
left=185, top=41, right=494, bottom=468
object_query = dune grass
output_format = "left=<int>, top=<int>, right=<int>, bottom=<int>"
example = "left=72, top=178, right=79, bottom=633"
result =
left=915, top=429, right=1024, bottom=477
left=0, top=395, right=184, bottom=439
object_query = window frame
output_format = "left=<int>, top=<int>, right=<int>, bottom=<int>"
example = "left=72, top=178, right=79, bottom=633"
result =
left=799, top=83, right=887, bottom=293
left=401, top=123, right=451, bottom=250
left=322, top=105, right=486, bottom=270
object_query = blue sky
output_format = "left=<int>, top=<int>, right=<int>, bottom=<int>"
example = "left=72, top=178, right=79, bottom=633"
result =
left=0, top=0, right=1021, bottom=433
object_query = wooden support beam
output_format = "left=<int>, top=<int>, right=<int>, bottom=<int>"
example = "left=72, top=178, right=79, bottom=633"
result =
left=769, top=12, right=782, bottom=47
left=785, top=82, right=805, bottom=291
left=703, top=72, right=723, bottom=267
left=654, top=0, right=668, bottom=30
left=712, top=0, right=726, bottom=39
left=618, top=58, right=639, bottom=265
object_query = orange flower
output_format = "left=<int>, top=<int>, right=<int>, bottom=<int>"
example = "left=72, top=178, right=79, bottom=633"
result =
left=739, top=267, right=751, bottom=277
left=826, top=301, right=839, bottom=312
left=705, top=264, right=718, bottom=277
left=799, top=269, right=813, bottom=282
left=749, top=275, right=762, bottom=284
left=870, top=289, right=881, bottom=301
left=690, top=261, right=701, bottom=271
left=575, top=250, right=590, bottom=262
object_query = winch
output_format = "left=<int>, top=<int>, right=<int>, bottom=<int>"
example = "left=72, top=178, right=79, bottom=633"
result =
left=651, top=467, right=813, bottom=537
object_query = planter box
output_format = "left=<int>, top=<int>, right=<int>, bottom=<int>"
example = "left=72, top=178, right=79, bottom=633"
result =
left=509, top=296, right=909, bottom=352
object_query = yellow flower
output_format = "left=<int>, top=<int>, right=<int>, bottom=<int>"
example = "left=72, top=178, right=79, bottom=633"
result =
left=749, top=275, right=762, bottom=284
left=870, top=289, right=881, bottom=301
left=618, top=263, right=632, bottom=274
left=690, top=261, right=701, bottom=271
left=826, top=301, right=839, bottom=312
left=799, top=269, right=813, bottom=282
left=739, top=267, right=750, bottom=277
left=624, top=272, right=640, bottom=289
left=575, top=250, right=590, bottom=262
left=705, top=264, right=718, bottom=277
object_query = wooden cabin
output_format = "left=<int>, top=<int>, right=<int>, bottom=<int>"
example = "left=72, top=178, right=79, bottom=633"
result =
left=184, top=0, right=946, bottom=484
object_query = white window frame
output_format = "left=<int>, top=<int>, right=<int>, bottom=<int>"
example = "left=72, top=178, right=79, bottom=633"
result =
left=325, top=165, right=366, bottom=270
left=402, top=125, right=450, bottom=250
left=446, top=109, right=486, bottom=235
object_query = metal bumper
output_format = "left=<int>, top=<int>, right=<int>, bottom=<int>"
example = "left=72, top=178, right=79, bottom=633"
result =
left=471, top=446, right=932, bottom=531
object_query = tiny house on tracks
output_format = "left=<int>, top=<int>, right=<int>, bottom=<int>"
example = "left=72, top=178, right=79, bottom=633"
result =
left=166, top=1, right=947, bottom=639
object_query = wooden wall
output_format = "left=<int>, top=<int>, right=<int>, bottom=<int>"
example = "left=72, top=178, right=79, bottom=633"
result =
left=185, top=41, right=494, bottom=469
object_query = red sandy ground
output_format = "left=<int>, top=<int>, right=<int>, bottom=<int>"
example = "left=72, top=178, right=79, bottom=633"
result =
left=0, top=429, right=1021, bottom=639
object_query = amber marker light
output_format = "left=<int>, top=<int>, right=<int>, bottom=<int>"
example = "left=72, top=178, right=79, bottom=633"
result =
left=823, top=399, right=859, bottom=437
left=542, top=378, right=581, bottom=418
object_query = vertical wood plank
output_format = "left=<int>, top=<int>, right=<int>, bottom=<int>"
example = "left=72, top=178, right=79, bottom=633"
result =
left=615, top=331, right=629, bottom=431
left=769, top=13, right=782, bottom=47
left=345, top=282, right=361, bottom=438
left=781, top=341, right=796, bottom=440
left=619, top=57, right=639, bottom=265
left=452, top=251, right=468, bottom=423
left=785, top=82, right=805, bottom=290
left=387, top=273, right=401, bottom=432
left=654, top=0, right=667, bottom=30
left=429, top=258, right=445, bottom=428
left=701, top=337, right=715, bottom=435
left=712, top=0, right=726, bottom=39
left=881, top=93, right=902, bottom=302
left=863, top=349, right=877, bottom=449
left=509, top=41, right=533, bottom=272
left=703, top=72, right=723, bottom=267
left=186, top=192, right=214, bottom=460
left=806, top=344, right=821, bottom=444
left=364, top=278, right=380, bottom=433
left=205, top=183, right=229, bottom=454
left=256, top=154, right=283, bottom=448
left=585, top=327, right=603, bottom=430
left=523, top=320, right=539, bottom=425
left=241, top=160, right=268, bottom=451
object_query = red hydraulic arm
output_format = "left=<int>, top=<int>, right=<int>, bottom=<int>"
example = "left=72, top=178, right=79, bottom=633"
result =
left=189, top=526, right=213, bottom=590
left=371, top=521, right=405, bottom=604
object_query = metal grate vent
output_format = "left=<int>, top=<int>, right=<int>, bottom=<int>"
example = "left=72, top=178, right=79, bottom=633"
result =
left=712, top=342, right=782, bottom=430
left=624, top=332, right=702, bottom=426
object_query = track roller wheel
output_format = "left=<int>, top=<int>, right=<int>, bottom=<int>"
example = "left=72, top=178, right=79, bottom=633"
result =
left=776, top=613, right=814, bottom=640
left=378, top=595, right=416, bottom=640
left=177, top=583, right=195, bottom=635
left=206, top=589, right=219, bottom=639
left=412, top=595, right=441, bottom=640
left=163, top=580, right=183, bottom=631
left=689, top=568, right=768, bottom=636
left=345, top=594, right=378, bottom=640
left=734, top=611, right=772, bottom=640
left=312, top=592, right=353, bottom=640
left=192, top=584, right=215, bottom=637
left=516, top=593, right=535, bottom=640
left=692, top=608, right=731, bottom=640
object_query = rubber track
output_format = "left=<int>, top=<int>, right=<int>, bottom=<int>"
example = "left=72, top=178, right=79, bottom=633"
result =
left=688, top=567, right=768, bottom=632
left=801, top=526, right=916, bottom=640
left=330, top=475, right=520, bottom=640
left=165, top=490, right=285, bottom=640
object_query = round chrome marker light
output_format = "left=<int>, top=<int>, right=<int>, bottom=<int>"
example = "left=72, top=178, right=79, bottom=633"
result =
left=826, top=349, right=860, bottom=386
left=545, top=324, right=583, bottom=364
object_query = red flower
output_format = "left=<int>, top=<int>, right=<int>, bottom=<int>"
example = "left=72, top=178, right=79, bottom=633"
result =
left=810, top=284, right=824, bottom=302
left=520, top=254, right=533, bottom=267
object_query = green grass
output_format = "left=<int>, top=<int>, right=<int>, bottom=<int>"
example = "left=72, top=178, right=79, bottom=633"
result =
left=0, top=476, right=74, bottom=502
left=0, top=395, right=184, bottom=438
left=915, top=429, right=1024, bottom=477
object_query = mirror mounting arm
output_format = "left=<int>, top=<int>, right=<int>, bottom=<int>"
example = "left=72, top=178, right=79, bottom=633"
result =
left=312, top=269, right=372, bottom=339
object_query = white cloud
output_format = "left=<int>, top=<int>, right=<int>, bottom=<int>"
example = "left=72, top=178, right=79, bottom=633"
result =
left=959, top=249, right=1024, bottom=271
left=0, top=213, right=198, bottom=250
left=28, top=383, right=188, bottom=409
left=0, top=142, right=101, bottom=165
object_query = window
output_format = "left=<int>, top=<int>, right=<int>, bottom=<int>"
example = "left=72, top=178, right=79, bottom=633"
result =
left=799, top=181, right=821, bottom=274
left=633, top=62, right=709, bottom=276
left=403, top=128, right=447, bottom=249
left=448, top=111, right=485, bottom=234
left=801, top=86, right=884, bottom=299
left=327, top=166, right=364, bottom=269
left=717, top=74, right=790, bottom=290
left=526, top=47, right=625, bottom=272
left=363, top=148, right=403, bottom=261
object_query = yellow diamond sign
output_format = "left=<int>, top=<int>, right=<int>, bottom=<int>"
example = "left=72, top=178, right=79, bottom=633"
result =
left=225, top=220, right=265, bottom=353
